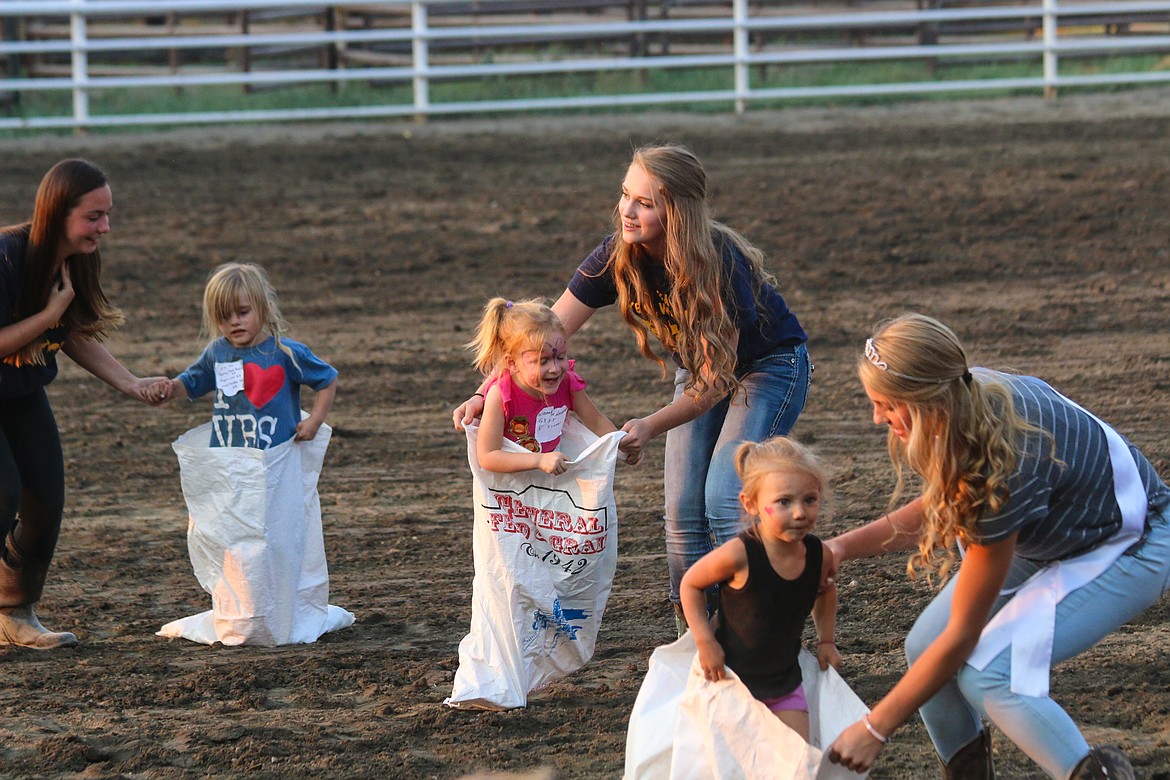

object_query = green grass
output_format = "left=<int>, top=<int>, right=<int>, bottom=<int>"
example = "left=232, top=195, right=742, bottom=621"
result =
left=2, top=50, right=1167, bottom=135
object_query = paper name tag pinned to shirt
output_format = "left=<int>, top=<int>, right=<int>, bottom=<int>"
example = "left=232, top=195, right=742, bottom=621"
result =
left=534, top=405, right=568, bottom=444
left=215, top=360, right=245, bottom=397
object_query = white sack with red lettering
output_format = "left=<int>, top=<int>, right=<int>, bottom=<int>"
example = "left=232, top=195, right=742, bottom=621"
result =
left=445, top=418, right=624, bottom=710
left=158, top=420, right=354, bottom=646
left=624, top=632, right=871, bottom=780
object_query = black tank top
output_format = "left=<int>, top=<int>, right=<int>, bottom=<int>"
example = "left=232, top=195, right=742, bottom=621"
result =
left=715, top=530, right=823, bottom=699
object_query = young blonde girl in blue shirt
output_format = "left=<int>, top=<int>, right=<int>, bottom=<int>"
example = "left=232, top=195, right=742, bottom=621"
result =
left=161, top=262, right=336, bottom=449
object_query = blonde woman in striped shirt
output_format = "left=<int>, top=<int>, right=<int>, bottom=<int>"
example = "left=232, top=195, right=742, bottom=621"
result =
left=826, top=313, right=1169, bottom=780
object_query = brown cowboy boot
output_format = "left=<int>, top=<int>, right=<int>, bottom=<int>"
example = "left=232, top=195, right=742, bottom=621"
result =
left=0, top=554, right=78, bottom=649
left=672, top=601, right=687, bottom=638
left=941, top=729, right=995, bottom=780
left=1068, top=746, right=1136, bottom=780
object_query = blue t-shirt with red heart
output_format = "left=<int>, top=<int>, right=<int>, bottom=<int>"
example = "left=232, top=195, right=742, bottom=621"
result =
left=177, top=335, right=338, bottom=449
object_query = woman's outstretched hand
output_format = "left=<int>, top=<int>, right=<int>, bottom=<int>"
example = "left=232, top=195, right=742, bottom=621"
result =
left=618, top=417, right=653, bottom=460
left=616, top=426, right=644, bottom=466
left=453, top=394, right=485, bottom=431
left=827, top=719, right=885, bottom=773
left=134, top=376, right=174, bottom=406
left=823, top=537, right=842, bottom=582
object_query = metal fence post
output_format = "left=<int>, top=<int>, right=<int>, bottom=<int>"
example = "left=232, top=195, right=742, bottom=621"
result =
left=733, top=0, right=748, bottom=114
left=1043, top=0, right=1058, bottom=99
left=69, top=0, right=89, bottom=130
left=412, top=1, right=429, bottom=121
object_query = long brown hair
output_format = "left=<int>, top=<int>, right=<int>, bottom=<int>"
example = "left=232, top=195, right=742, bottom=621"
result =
left=604, top=144, right=777, bottom=401
left=2, top=159, right=124, bottom=365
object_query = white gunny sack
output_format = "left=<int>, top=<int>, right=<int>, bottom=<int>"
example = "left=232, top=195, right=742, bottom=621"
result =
left=445, top=418, right=624, bottom=710
left=158, top=420, right=355, bottom=646
left=624, top=633, right=871, bottom=780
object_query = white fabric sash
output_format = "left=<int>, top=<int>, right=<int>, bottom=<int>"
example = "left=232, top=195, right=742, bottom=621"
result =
left=966, top=400, right=1147, bottom=697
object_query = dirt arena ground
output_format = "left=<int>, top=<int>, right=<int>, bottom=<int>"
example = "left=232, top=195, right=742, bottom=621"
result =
left=2, top=90, right=1170, bottom=779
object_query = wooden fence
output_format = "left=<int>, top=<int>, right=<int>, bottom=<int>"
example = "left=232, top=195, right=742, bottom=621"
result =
left=2, top=0, right=1170, bottom=130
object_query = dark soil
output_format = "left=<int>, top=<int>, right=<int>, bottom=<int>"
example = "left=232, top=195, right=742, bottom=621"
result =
left=1, top=90, right=1169, bottom=779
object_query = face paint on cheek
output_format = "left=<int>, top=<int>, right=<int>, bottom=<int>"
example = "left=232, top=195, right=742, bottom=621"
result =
left=764, top=506, right=773, bottom=515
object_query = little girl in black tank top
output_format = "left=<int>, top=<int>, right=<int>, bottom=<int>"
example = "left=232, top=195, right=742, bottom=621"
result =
left=679, top=436, right=840, bottom=741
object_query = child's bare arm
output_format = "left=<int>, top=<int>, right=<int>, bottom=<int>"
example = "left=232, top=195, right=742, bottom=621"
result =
left=571, top=389, right=616, bottom=436
left=295, top=379, right=337, bottom=441
left=680, top=539, right=747, bottom=681
left=476, top=387, right=565, bottom=474
left=573, top=389, right=643, bottom=465
left=480, top=444, right=566, bottom=475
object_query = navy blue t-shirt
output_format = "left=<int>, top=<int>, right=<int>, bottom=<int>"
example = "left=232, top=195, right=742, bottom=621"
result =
left=567, top=234, right=805, bottom=370
left=0, top=230, right=71, bottom=400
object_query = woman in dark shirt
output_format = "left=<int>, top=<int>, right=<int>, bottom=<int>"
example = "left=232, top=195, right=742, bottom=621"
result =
left=456, top=144, right=811, bottom=632
left=0, top=158, right=170, bottom=648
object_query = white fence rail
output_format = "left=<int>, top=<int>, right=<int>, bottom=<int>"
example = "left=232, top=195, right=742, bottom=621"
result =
left=2, top=0, right=1170, bottom=130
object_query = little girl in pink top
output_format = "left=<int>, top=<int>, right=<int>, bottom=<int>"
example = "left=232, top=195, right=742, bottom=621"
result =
left=466, top=297, right=623, bottom=475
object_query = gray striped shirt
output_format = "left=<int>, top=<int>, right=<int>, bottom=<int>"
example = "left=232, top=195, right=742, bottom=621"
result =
left=972, top=370, right=1169, bottom=561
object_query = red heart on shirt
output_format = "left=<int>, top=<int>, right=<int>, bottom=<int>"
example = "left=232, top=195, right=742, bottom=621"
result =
left=243, top=363, right=285, bottom=408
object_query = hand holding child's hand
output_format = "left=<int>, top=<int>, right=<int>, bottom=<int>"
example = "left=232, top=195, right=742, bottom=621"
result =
left=817, top=640, right=841, bottom=671
left=538, top=451, right=568, bottom=476
left=139, top=377, right=175, bottom=406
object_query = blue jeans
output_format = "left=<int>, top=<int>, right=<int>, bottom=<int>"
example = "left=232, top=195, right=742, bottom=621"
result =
left=906, top=504, right=1170, bottom=778
left=662, top=342, right=811, bottom=603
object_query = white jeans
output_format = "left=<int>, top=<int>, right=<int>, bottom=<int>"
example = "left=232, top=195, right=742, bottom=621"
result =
left=905, top=504, right=1170, bottom=778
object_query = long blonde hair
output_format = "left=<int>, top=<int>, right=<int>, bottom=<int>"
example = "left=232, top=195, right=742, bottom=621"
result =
left=604, top=144, right=778, bottom=401
left=466, top=297, right=564, bottom=379
left=859, top=314, right=1037, bottom=582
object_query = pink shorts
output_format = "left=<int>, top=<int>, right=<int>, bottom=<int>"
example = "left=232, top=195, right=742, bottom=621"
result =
left=760, top=684, right=808, bottom=714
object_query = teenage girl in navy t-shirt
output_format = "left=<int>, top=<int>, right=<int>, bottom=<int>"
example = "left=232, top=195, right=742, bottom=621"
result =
left=455, top=144, right=812, bottom=634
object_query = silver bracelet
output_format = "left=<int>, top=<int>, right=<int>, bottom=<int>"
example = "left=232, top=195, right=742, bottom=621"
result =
left=863, top=715, right=889, bottom=745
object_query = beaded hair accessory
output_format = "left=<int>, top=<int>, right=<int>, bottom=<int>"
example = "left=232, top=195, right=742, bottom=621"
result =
left=865, top=338, right=971, bottom=385
left=864, top=338, right=888, bottom=370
